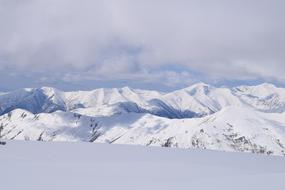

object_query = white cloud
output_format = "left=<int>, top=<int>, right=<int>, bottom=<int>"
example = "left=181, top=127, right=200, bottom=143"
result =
left=0, top=0, right=284, bottom=88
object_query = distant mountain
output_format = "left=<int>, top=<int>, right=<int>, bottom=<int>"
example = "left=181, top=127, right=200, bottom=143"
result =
left=1, top=83, right=285, bottom=155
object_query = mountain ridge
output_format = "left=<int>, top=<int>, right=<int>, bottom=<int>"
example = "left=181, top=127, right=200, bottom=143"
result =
left=1, top=82, right=284, bottom=117
left=1, top=83, right=285, bottom=156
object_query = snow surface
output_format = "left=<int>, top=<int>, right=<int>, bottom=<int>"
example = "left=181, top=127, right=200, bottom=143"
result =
left=1, top=140, right=285, bottom=190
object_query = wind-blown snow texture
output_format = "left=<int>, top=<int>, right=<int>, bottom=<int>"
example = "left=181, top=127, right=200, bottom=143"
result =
left=1, top=83, right=285, bottom=155
left=1, top=141, right=285, bottom=190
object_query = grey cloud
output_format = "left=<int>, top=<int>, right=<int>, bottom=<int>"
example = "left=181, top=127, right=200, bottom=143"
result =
left=0, top=0, right=284, bottom=88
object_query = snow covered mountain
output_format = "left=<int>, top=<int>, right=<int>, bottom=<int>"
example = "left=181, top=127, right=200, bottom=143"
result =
left=1, top=83, right=285, bottom=155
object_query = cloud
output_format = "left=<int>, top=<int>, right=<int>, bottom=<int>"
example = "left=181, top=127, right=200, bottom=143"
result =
left=0, top=0, right=284, bottom=89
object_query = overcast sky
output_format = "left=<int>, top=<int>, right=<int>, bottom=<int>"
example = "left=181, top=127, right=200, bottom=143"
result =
left=0, top=0, right=284, bottom=91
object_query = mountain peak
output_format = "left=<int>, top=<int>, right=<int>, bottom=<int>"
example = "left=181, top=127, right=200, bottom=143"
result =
left=39, top=86, right=60, bottom=93
left=181, top=82, right=213, bottom=95
left=120, top=86, right=134, bottom=92
left=235, top=83, right=279, bottom=95
left=190, top=82, right=210, bottom=88
left=256, top=83, right=277, bottom=89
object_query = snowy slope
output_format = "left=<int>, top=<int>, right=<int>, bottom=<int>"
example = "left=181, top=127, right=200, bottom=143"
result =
left=1, top=83, right=285, bottom=155
left=0, top=87, right=66, bottom=115
left=1, top=106, right=285, bottom=155
left=1, top=83, right=284, bottom=117
left=1, top=141, right=285, bottom=190
left=233, top=83, right=285, bottom=113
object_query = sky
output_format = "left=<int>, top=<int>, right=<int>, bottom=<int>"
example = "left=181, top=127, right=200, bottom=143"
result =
left=0, top=0, right=284, bottom=91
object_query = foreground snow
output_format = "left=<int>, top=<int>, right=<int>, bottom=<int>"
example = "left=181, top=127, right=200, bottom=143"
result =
left=1, top=141, right=285, bottom=190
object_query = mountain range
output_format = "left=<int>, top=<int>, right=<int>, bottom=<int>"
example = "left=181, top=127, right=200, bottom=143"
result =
left=1, top=83, right=285, bottom=155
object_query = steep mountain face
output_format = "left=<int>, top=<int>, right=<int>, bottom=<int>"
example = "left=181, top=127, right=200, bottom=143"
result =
left=162, top=83, right=243, bottom=115
left=0, top=87, right=66, bottom=115
left=1, top=106, right=285, bottom=155
left=1, top=83, right=285, bottom=156
left=1, top=83, right=284, bottom=118
left=233, top=83, right=285, bottom=113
